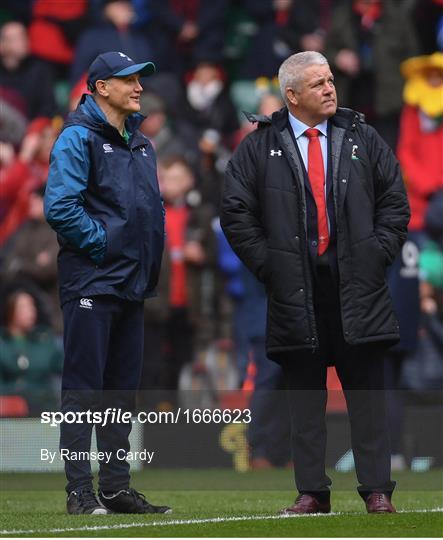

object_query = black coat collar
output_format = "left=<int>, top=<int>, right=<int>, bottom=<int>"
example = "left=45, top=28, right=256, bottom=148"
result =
left=245, top=106, right=364, bottom=132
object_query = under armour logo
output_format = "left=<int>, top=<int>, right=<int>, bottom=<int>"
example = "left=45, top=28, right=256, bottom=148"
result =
left=118, top=52, right=132, bottom=62
left=103, top=143, right=113, bottom=153
left=79, top=298, right=93, bottom=309
left=141, top=147, right=148, bottom=157
left=270, top=149, right=282, bottom=157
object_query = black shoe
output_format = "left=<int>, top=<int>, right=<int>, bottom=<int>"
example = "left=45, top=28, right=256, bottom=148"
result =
left=67, top=488, right=109, bottom=515
left=99, top=488, right=171, bottom=514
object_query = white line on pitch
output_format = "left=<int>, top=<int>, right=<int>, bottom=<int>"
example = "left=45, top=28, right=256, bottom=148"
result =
left=0, top=508, right=442, bottom=536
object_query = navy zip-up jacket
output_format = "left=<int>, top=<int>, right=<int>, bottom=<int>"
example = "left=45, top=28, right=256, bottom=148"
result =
left=44, top=94, right=165, bottom=305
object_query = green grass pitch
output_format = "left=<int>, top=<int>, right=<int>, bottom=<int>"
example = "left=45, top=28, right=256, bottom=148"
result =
left=1, top=469, right=442, bottom=537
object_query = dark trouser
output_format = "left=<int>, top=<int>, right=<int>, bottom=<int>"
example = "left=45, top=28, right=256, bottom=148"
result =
left=61, top=295, right=144, bottom=493
left=384, top=350, right=406, bottom=455
left=281, top=265, right=395, bottom=502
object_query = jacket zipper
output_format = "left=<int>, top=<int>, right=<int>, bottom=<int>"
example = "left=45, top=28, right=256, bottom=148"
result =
left=130, top=145, right=146, bottom=288
left=274, top=127, right=318, bottom=351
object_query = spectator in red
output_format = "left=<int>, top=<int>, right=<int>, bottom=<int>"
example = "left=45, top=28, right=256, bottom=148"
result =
left=0, top=21, right=56, bottom=119
left=398, top=52, right=443, bottom=237
left=28, top=0, right=89, bottom=75
left=0, top=118, right=59, bottom=246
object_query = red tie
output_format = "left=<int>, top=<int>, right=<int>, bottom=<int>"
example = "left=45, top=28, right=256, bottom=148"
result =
left=305, top=128, right=329, bottom=255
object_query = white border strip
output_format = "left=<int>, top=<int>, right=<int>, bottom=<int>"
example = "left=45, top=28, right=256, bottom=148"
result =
left=0, top=508, right=442, bottom=536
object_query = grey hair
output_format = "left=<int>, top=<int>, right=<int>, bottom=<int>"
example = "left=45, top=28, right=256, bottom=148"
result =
left=278, top=51, right=329, bottom=106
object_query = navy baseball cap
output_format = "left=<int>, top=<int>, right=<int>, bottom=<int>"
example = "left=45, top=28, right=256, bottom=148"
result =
left=87, top=51, right=156, bottom=91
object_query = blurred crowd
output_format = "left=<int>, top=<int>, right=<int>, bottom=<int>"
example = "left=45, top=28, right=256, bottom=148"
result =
left=0, top=0, right=442, bottom=469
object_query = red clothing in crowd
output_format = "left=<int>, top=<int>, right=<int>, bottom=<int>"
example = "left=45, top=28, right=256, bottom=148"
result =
left=170, top=0, right=199, bottom=22
left=165, top=204, right=190, bottom=307
left=0, top=159, right=48, bottom=245
left=29, top=0, right=88, bottom=65
left=397, top=104, right=443, bottom=231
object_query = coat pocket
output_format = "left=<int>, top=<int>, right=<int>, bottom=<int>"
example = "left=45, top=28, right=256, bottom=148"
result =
left=267, top=297, right=310, bottom=350
left=350, top=235, right=387, bottom=293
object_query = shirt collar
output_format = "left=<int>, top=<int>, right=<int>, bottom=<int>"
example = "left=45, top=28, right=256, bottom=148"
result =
left=288, top=111, right=328, bottom=139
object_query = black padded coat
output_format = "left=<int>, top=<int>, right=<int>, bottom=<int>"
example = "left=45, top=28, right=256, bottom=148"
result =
left=221, top=107, right=410, bottom=360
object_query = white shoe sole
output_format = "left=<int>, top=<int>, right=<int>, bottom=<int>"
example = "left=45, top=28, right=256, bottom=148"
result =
left=90, top=508, right=109, bottom=515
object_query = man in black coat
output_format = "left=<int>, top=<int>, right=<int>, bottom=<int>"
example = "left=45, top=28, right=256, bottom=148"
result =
left=221, top=51, right=410, bottom=514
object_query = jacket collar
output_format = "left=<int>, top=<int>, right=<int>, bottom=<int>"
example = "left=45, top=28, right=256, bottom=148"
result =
left=288, top=111, right=328, bottom=139
left=75, top=94, right=146, bottom=137
left=329, top=107, right=365, bottom=130
left=246, top=106, right=364, bottom=132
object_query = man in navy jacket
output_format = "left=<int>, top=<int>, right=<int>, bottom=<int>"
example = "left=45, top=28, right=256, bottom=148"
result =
left=45, top=51, right=169, bottom=515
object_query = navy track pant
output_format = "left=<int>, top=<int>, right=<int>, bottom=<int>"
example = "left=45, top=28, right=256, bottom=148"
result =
left=60, top=295, right=144, bottom=493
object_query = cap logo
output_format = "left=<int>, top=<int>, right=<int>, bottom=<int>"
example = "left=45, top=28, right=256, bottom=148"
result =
left=118, top=52, right=132, bottom=62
